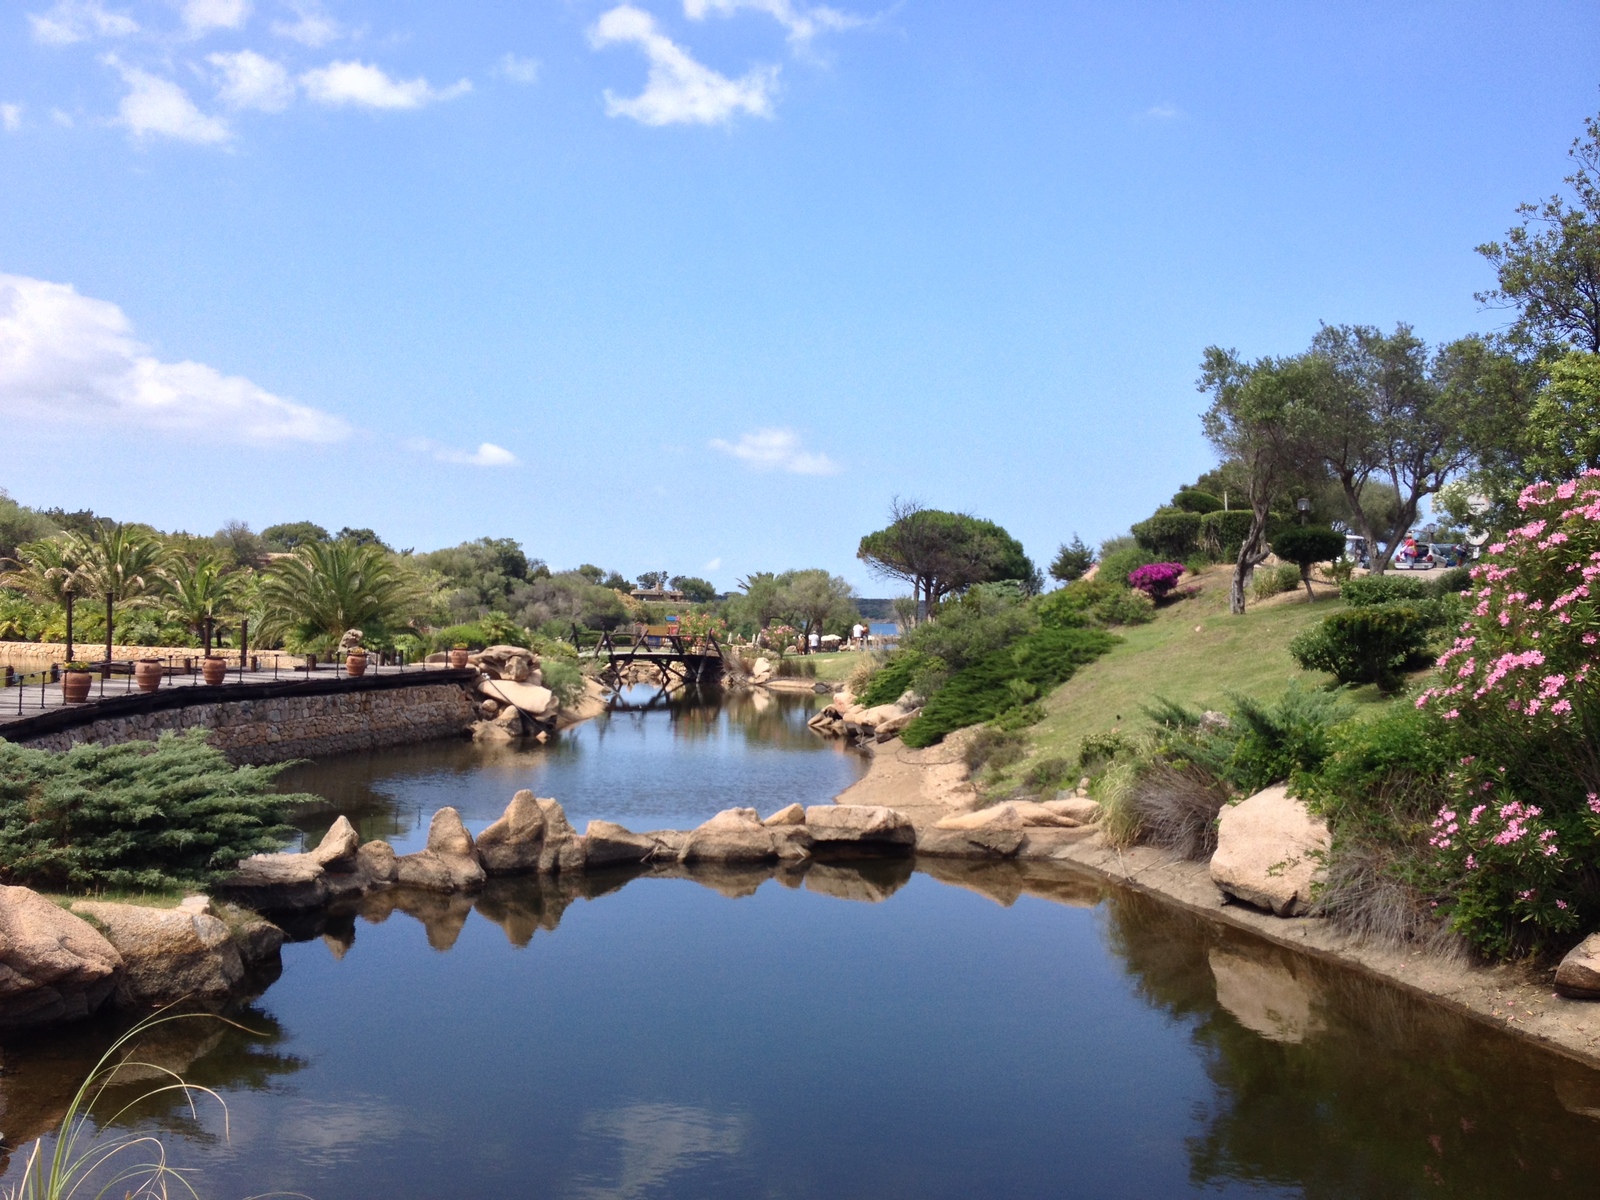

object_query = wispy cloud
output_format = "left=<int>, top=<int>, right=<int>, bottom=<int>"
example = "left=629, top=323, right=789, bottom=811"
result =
left=709, top=428, right=838, bottom=474
left=407, top=439, right=519, bottom=467
left=301, top=60, right=471, bottom=109
left=590, top=5, right=776, bottom=126
left=180, top=0, right=252, bottom=37
left=495, top=54, right=539, bottom=84
left=209, top=50, right=294, bottom=111
left=684, top=0, right=862, bottom=49
left=1143, top=102, right=1183, bottom=120
left=28, top=0, right=138, bottom=45
left=704, top=557, right=722, bottom=571
left=272, top=1, right=340, bottom=47
left=0, top=272, right=349, bottom=443
left=1, top=105, right=22, bottom=133
left=105, top=57, right=232, bottom=144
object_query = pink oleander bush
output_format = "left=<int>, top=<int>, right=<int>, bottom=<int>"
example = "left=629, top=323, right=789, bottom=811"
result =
left=1127, top=561, right=1186, bottom=601
left=1414, top=470, right=1600, bottom=955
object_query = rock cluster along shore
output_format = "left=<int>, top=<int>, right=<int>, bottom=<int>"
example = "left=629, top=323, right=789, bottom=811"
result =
left=456, top=645, right=607, bottom=743
left=807, top=688, right=921, bottom=742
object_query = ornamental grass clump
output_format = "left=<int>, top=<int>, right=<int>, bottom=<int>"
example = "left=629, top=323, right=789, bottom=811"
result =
left=1127, top=562, right=1186, bottom=601
left=1411, top=470, right=1600, bottom=956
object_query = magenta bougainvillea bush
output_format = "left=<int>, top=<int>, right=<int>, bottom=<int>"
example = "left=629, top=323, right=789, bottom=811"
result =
left=1417, top=471, right=1600, bottom=953
left=1127, top=562, right=1186, bottom=600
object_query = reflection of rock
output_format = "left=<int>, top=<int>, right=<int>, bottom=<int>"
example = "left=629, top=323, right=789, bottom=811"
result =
left=473, top=876, right=574, bottom=947
left=386, top=888, right=477, bottom=951
left=662, top=862, right=774, bottom=900
left=574, top=1102, right=745, bottom=1200
left=915, top=858, right=1026, bottom=905
left=802, top=858, right=913, bottom=903
left=1210, top=786, right=1329, bottom=917
left=0, top=886, right=121, bottom=1028
left=1555, top=1073, right=1600, bottom=1120
left=72, top=901, right=245, bottom=1007
left=1208, top=945, right=1325, bottom=1044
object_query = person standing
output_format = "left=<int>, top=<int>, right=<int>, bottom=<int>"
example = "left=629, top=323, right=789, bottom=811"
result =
left=808, top=629, right=821, bottom=655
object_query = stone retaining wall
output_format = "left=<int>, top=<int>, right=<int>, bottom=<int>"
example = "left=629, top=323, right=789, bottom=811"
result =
left=1, top=641, right=303, bottom=671
left=17, top=683, right=478, bottom=763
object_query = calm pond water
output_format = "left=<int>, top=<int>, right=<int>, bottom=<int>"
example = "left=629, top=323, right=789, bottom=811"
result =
left=2, top=687, right=1600, bottom=1199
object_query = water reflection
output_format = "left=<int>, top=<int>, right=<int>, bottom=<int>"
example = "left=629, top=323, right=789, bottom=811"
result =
left=568, top=1103, right=747, bottom=1200
left=275, top=685, right=864, bottom=854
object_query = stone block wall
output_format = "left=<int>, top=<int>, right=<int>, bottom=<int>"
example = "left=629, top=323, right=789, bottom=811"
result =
left=17, top=684, right=478, bottom=763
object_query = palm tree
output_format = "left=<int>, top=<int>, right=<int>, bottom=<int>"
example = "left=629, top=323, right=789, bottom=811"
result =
left=0, top=534, right=89, bottom=660
left=76, top=524, right=164, bottom=666
left=159, top=553, right=240, bottom=657
left=258, top=539, right=420, bottom=651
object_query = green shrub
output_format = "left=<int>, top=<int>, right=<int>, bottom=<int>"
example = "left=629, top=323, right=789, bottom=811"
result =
left=901, top=627, right=1116, bottom=747
left=1172, top=489, right=1223, bottom=514
left=1199, top=509, right=1254, bottom=561
left=540, top=659, right=585, bottom=707
left=1428, top=565, right=1473, bottom=597
left=857, top=652, right=925, bottom=707
left=1078, top=729, right=1128, bottom=768
left=1271, top=525, right=1347, bottom=586
left=1020, top=756, right=1074, bottom=792
left=963, top=727, right=1028, bottom=772
left=1339, top=575, right=1429, bottom=606
left=430, top=615, right=530, bottom=653
left=1289, top=601, right=1445, bottom=689
left=1251, top=562, right=1303, bottom=600
left=1094, top=587, right=1155, bottom=626
left=1131, top=511, right=1202, bottom=560
left=1036, top=579, right=1116, bottom=629
left=1097, top=543, right=1156, bottom=587
left=0, top=730, right=300, bottom=892
left=1145, top=686, right=1348, bottom=797
left=904, top=589, right=1037, bottom=675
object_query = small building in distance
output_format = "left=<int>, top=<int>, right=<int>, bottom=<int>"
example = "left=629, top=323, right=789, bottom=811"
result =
left=630, top=586, right=686, bottom=604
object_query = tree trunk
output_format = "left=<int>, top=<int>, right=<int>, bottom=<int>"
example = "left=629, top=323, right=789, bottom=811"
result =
left=1230, top=503, right=1273, bottom=615
left=203, top=617, right=213, bottom=658
left=1302, top=567, right=1315, bottom=602
left=64, top=595, right=74, bottom=663
left=105, top=595, right=114, bottom=668
left=1340, top=473, right=1386, bottom=574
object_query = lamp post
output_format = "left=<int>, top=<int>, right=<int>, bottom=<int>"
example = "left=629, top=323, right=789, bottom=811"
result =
left=1296, top=497, right=1310, bottom=526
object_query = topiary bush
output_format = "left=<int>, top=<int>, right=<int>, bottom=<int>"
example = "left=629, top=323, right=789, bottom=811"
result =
left=1271, top=525, right=1347, bottom=595
left=1289, top=601, right=1446, bottom=689
left=900, top=627, right=1117, bottom=747
left=1199, top=509, right=1254, bottom=562
left=0, top=730, right=301, bottom=892
left=1131, top=511, right=1202, bottom=561
left=1172, top=489, right=1224, bottom=514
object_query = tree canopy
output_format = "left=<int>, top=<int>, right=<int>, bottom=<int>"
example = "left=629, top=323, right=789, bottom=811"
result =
left=857, top=501, right=1038, bottom=618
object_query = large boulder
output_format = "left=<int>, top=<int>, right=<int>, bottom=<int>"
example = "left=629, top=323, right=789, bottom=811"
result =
left=481, top=680, right=558, bottom=720
left=310, top=816, right=360, bottom=867
left=476, top=791, right=547, bottom=874
left=223, top=851, right=329, bottom=910
left=1044, top=795, right=1102, bottom=824
left=356, top=839, right=399, bottom=884
left=916, top=825, right=1025, bottom=858
left=681, top=808, right=786, bottom=863
left=1556, top=933, right=1600, bottom=999
left=1210, top=785, right=1330, bottom=917
left=428, top=807, right=477, bottom=858
left=763, top=803, right=807, bottom=827
left=536, top=799, right=587, bottom=873
left=72, top=901, right=245, bottom=1007
left=395, top=808, right=487, bottom=892
left=804, top=805, right=916, bottom=850
left=0, top=887, right=122, bottom=1028
left=214, top=902, right=286, bottom=968
left=583, top=820, right=662, bottom=867
left=935, top=805, right=1026, bottom=833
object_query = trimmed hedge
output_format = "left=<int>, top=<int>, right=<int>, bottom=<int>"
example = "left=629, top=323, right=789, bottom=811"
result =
left=900, top=627, right=1117, bottom=748
left=1172, top=489, right=1224, bottom=514
left=1199, top=509, right=1254, bottom=561
left=1131, top=511, right=1202, bottom=560
left=1339, top=576, right=1429, bottom=606
left=1288, top=600, right=1446, bottom=689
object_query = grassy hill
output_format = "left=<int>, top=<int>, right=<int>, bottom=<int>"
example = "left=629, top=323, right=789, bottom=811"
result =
left=980, top=565, right=1396, bottom=792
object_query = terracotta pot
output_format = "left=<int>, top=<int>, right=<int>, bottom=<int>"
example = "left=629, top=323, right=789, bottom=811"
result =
left=133, top=659, right=163, bottom=693
left=62, top=670, right=92, bottom=704
left=201, top=657, right=228, bottom=685
left=448, top=649, right=470, bottom=669
left=346, top=653, right=368, bottom=678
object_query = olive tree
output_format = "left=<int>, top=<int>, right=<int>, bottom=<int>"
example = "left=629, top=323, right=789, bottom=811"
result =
left=857, top=500, right=1036, bottom=619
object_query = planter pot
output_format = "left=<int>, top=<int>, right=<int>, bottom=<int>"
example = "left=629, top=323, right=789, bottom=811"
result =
left=133, top=659, right=163, bottom=693
left=201, top=657, right=228, bottom=686
left=448, top=649, right=470, bottom=669
left=346, top=653, right=368, bottom=678
left=62, top=671, right=92, bottom=704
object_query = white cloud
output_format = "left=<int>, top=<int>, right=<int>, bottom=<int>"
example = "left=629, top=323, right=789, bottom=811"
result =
left=590, top=5, right=776, bottom=126
left=209, top=50, right=294, bottom=111
left=181, top=0, right=251, bottom=36
left=1144, top=102, right=1183, bottom=120
left=704, top=557, right=721, bottom=571
left=1, top=105, right=21, bottom=133
left=105, top=57, right=232, bottom=144
left=51, top=108, right=76, bottom=127
left=0, top=272, right=350, bottom=444
left=301, top=61, right=471, bottom=110
left=407, top=438, right=519, bottom=467
left=684, top=0, right=861, bottom=47
left=272, top=1, right=339, bottom=46
left=28, top=0, right=138, bottom=45
left=495, top=54, right=539, bottom=85
left=708, top=428, right=838, bottom=474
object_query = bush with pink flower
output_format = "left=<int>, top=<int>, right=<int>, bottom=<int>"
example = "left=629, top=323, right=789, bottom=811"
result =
left=1412, top=470, right=1600, bottom=954
left=1127, top=562, right=1186, bottom=601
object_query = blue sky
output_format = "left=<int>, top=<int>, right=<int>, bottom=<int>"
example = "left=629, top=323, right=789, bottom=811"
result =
left=1, top=1, right=1598, bottom=593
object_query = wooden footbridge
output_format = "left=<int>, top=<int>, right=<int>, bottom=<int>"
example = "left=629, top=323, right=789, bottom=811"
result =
left=572, top=624, right=727, bottom=689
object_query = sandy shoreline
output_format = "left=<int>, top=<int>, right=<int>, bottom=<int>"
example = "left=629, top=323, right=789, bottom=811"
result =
left=836, top=733, right=1600, bottom=1072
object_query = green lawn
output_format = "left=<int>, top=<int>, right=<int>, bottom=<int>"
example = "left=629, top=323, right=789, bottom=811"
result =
left=982, top=566, right=1399, bottom=791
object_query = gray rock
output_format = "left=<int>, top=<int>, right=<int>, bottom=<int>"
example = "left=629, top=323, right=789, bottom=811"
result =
left=395, top=849, right=486, bottom=893
left=477, top=791, right=547, bottom=874
left=73, top=901, right=245, bottom=1007
left=214, top=903, right=286, bottom=967
left=356, top=839, right=398, bottom=884
left=0, top=886, right=122, bottom=1028
left=1556, top=933, right=1600, bottom=999
left=536, top=799, right=586, bottom=873
left=427, top=807, right=477, bottom=858
left=1210, top=785, right=1330, bottom=917
left=681, top=808, right=782, bottom=863
left=310, top=815, right=360, bottom=867
left=804, top=804, right=916, bottom=848
left=583, top=820, right=661, bottom=866
left=223, top=851, right=329, bottom=910
left=915, top=826, right=1025, bottom=858
left=762, top=803, right=807, bottom=826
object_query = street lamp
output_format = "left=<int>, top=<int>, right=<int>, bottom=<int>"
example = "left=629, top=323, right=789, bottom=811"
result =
left=1296, top=497, right=1310, bottom=525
